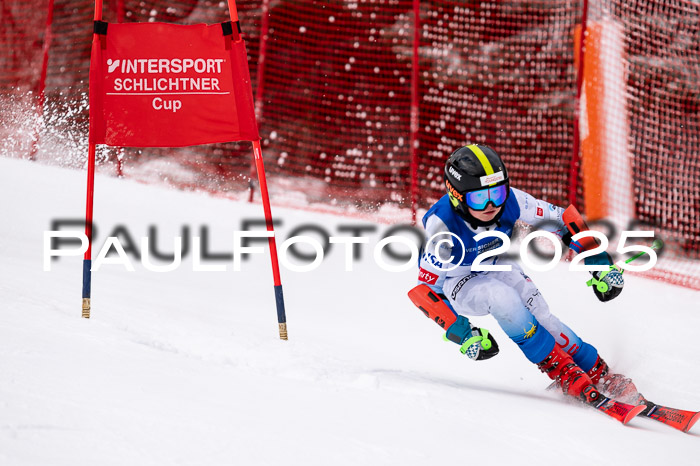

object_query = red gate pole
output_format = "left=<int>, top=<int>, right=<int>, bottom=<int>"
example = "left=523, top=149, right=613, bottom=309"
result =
left=568, top=0, right=589, bottom=208
left=114, top=0, right=125, bottom=178
left=228, top=0, right=288, bottom=340
left=409, top=0, right=421, bottom=225
left=82, top=0, right=104, bottom=319
left=29, top=0, right=55, bottom=161
left=252, top=140, right=287, bottom=340
left=248, top=0, right=271, bottom=203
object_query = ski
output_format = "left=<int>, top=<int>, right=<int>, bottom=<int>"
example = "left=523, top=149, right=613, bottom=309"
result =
left=551, top=379, right=700, bottom=431
left=551, top=384, right=645, bottom=425
left=636, top=397, right=700, bottom=433
left=582, top=391, right=646, bottom=425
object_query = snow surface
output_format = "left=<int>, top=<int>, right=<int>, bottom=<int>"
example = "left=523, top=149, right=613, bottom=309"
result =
left=1, top=157, right=699, bottom=465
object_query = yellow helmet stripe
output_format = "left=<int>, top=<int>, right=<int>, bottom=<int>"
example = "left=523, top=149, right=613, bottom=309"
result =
left=467, top=144, right=495, bottom=175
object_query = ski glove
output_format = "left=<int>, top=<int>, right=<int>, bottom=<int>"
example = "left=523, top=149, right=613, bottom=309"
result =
left=445, top=316, right=499, bottom=361
left=590, top=266, right=624, bottom=302
left=584, top=251, right=624, bottom=302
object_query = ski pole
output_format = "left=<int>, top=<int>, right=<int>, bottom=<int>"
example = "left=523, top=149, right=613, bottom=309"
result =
left=618, top=238, right=664, bottom=273
left=586, top=239, right=663, bottom=292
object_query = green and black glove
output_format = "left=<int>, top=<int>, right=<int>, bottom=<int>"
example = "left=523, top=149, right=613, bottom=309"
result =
left=445, top=316, right=499, bottom=361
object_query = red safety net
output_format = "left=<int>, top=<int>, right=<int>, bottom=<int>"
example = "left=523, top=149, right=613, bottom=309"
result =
left=0, top=1, right=51, bottom=156
left=623, top=1, right=700, bottom=256
left=584, top=0, right=700, bottom=287
left=416, top=0, right=581, bottom=209
left=0, top=2, right=46, bottom=93
left=1, top=0, right=698, bottom=287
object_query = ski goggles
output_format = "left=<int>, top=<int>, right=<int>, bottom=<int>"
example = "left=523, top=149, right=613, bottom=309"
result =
left=464, top=184, right=509, bottom=211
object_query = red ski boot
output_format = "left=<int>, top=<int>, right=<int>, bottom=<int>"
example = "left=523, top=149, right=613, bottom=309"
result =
left=586, top=355, right=609, bottom=384
left=587, top=356, right=640, bottom=405
left=540, top=350, right=646, bottom=424
left=537, top=344, right=599, bottom=402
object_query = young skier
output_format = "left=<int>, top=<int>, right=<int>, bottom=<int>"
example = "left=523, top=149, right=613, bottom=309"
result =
left=409, top=144, right=636, bottom=404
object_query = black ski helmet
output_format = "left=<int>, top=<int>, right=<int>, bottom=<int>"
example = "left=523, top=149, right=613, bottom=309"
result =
left=444, top=144, right=510, bottom=226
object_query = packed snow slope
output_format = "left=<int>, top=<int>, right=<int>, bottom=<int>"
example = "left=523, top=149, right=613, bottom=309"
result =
left=1, top=157, right=699, bottom=466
